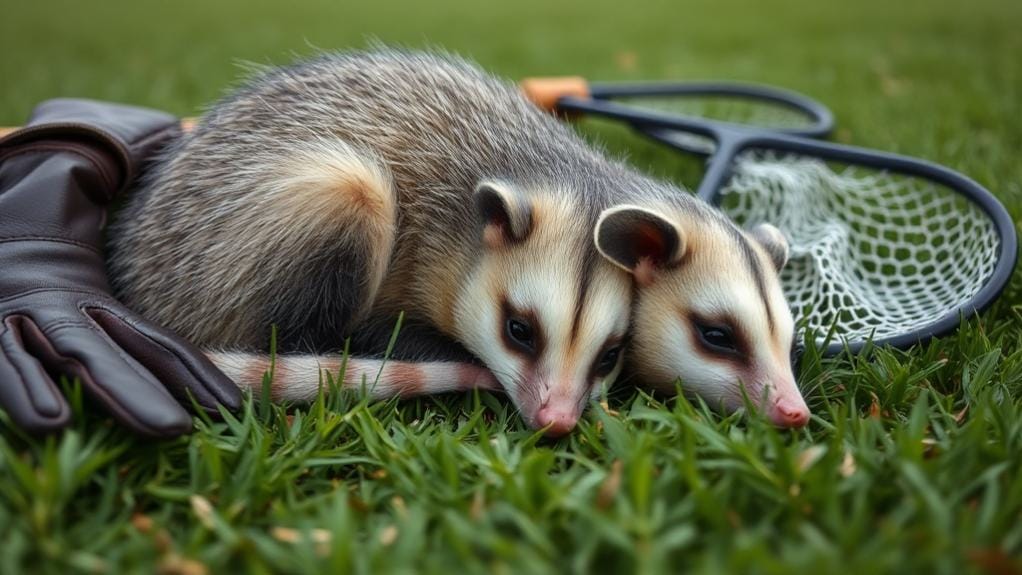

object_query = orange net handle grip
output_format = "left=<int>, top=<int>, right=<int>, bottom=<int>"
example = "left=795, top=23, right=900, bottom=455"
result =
left=0, top=77, right=591, bottom=137
left=519, top=76, right=591, bottom=113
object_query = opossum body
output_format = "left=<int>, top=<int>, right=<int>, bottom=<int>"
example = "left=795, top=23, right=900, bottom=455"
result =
left=110, top=50, right=809, bottom=432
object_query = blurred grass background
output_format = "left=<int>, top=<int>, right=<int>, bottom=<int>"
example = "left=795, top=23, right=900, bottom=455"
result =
left=2, top=0, right=1020, bottom=190
left=2, top=0, right=1022, bottom=573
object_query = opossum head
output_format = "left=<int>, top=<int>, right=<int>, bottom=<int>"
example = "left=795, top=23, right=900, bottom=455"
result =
left=595, top=204, right=809, bottom=428
left=453, top=182, right=633, bottom=437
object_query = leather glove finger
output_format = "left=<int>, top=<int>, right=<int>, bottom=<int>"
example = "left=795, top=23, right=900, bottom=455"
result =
left=0, top=318, right=71, bottom=432
left=17, top=315, right=192, bottom=437
left=85, top=306, right=242, bottom=415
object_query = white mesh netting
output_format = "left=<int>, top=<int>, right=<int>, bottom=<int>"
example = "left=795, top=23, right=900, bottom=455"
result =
left=718, top=150, right=1001, bottom=345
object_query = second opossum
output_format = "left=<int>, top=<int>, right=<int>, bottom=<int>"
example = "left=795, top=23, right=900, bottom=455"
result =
left=109, top=50, right=809, bottom=434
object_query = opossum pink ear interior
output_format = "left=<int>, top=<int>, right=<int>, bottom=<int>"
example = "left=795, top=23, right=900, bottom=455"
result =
left=474, top=181, right=533, bottom=248
left=595, top=205, right=687, bottom=287
left=748, top=223, right=790, bottom=270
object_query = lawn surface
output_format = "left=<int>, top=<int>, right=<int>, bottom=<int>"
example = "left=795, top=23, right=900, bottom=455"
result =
left=2, top=0, right=1022, bottom=573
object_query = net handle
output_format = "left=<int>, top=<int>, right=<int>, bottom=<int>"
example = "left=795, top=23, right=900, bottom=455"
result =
left=550, top=81, right=835, bottom=147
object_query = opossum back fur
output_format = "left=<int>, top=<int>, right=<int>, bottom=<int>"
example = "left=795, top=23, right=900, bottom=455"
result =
left=107, top=49, right=706, bottom=353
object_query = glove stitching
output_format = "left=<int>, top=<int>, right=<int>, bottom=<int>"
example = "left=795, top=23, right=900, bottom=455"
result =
left=36, top=318, right=95, bottom=332
left=0, top=142, right=118, bottom=192
left=1, top=118, right=180, bottom=197
left=0, top=237, right=102, bottom=254
left=0, top=287, right=103, bottom=306
left=0, top=123, right=132, bottom=186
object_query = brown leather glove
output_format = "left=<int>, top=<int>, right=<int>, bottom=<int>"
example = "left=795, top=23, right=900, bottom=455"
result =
left=0, top=99, right=241, bottom=437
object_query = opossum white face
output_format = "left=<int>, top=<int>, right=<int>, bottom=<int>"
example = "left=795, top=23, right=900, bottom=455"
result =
left=453, top=183, right=633, bottom=437
left=595, top=205, right=810, bottom=428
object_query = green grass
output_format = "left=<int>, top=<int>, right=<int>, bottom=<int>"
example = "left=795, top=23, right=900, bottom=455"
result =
left=2, top=0, right=1022, bottom=573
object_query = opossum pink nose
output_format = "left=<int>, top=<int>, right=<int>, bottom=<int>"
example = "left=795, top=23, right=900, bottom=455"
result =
left=536, top=406, right=577, bottom=437
left=771, top=399, right=810, bottom=428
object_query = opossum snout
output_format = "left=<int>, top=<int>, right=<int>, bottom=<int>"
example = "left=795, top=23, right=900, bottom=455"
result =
left=535, top=404, right=578, bottom=437
left=764, top=383, right=810, bottom=428
left=517, top=378, right=583, bottom=436
left=770, top=399, right=810, bottom=428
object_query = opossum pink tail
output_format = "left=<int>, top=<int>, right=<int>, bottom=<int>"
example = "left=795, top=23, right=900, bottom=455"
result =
left=206, top=351, right=500, bottom=402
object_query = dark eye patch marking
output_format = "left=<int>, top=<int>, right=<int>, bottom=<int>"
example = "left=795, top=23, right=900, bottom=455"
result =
left=587, top=334, right=627, bottom=383
left=684, top=309, right=753, bottom=369
left=501, top=297, right=545, bottom=360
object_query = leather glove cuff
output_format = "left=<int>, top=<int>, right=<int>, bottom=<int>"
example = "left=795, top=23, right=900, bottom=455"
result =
left=0, top=99, right=180, bottom=202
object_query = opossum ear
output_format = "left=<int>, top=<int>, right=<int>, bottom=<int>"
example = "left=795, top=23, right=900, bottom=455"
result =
left=474, top=181, right=533, bottom=248
left=748, top=223, right=789, bottom=270
left=595, top=205, right=687, bottom=287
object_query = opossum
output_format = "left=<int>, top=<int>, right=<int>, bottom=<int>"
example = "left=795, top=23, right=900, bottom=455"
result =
left=594, top=206, right=809, bottom=427
left=109, top=49, right=808, bottom=434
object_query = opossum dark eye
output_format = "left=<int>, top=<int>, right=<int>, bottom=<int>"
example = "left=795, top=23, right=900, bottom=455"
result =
left=696, top=323, right=738, bottom=355
left=505, top=318, right=536, bottom=352
left=501, top=299, right=544, bottom=357
left=594, top=346, right=622, bottom=378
